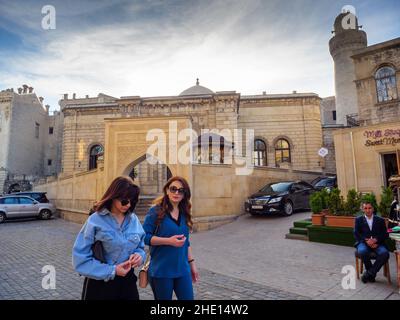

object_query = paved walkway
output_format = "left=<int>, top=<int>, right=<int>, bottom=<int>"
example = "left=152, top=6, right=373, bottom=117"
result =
left=191, top=212, right=400, bottom=300
left=0, top=213, right=399, bottom=300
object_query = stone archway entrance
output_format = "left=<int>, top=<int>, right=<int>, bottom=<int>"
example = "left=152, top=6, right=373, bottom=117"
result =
left=122, top=153, right=172, bottom=195
left=103, top=116, right=193, bottom=194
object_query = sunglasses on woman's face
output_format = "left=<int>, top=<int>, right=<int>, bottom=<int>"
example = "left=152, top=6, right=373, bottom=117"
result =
left=168, top=186, right=185, bottom=195
left=118, top=198, right=131, bottom=206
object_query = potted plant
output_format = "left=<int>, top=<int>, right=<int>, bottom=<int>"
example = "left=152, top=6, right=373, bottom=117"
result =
left=310, top=191, right=324, bottom=226
left=325, top=188, right=360, bottom=228
left=378, top=186, right=394, bottom=227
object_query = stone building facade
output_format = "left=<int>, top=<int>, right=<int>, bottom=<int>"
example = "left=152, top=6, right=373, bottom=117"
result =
left=334, top=36, right=400, bottom=198
left=59, top=83, right=324, bottom=191
left=0, top=86, right=62, bottom=194
left=34, top=81, right=325, bottom=226
left=351, top=37, right=400, bottom=126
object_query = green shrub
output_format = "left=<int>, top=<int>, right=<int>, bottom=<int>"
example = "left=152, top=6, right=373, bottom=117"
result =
left=378, top=186, right=394, bottom=218
left=320, top=188, right=329, bottom=210
left=327, top=188, right=345, bottom=215
left=343, top=189, right=362, bottom=216
left=310, top=192, right=323, bottom=214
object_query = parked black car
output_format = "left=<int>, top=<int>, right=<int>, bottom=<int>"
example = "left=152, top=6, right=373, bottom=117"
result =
left=10, top=192, right=49, bottom=203
left=245, top=181, right=316, bottom=216
left=310, top=176, right=337, bottom=191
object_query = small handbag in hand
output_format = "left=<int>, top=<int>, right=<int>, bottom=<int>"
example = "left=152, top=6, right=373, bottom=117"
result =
left=138, top=254, right=150, bottom=288
left=139, top=225, right=159, bottom=288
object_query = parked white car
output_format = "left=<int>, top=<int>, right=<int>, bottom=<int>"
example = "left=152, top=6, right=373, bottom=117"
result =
left=0, top=196, right=56, bottom=223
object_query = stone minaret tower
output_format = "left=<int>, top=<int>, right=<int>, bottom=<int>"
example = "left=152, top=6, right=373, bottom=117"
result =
left=329, top=11, right=367, bottom=126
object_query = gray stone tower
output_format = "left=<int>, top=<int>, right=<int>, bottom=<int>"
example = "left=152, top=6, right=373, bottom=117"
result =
left=329, top=11, right=367, bottom=126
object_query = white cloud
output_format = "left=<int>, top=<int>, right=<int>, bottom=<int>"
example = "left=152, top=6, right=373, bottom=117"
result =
left=9, top=0, right=398, bottom=110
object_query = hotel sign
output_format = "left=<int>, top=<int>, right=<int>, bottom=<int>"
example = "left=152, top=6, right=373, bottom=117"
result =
left=364, top=129, right=400, bottom=147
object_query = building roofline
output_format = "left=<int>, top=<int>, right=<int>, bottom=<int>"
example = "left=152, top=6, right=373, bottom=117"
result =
left=351, top=37, right=400, bottom=59
left=241, top=93, right=320, bottom=100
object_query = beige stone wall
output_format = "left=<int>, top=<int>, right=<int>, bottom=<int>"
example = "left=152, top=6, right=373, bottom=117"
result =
left=238, top=95, right=323, bottom=171
left=62, top=108, right=119, bottom=174
left=352, top=40, right=400, bottom=125
left=321, top=96, right=336, bottom=125
left=34, top=168, right=104, bottom=224
left=192, top=162, right=322, bottom=231
left=61, top=95, right=224, bottom=175
left=45, top=111, right=63, bottom=176
left=0, top=93, right=12, bottom=194
left=322, top=127, right=339, bottom=175
left=333, top=120, right=400, bottom=202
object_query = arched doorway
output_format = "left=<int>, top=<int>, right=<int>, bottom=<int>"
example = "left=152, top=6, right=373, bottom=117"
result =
left=123, top=154, right=172, bottom=196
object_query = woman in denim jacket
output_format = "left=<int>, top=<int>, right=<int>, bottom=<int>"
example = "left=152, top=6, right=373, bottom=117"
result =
left=72, top=176, right=146, bottom=300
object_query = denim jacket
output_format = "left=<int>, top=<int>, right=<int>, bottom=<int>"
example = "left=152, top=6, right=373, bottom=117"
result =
left=72, top=208, right=146, bottom=281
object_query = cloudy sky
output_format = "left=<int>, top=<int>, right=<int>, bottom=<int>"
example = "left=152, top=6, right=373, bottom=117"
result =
left=0, top=0, right=399, bottom=111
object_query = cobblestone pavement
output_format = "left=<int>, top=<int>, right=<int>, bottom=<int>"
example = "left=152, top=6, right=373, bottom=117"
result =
left=0, top=217, right=307, bottom=300
left=1, top=213, right=399, bottom=300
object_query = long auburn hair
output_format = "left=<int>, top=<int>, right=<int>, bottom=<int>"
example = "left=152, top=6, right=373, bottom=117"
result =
left=153, top=176, right=193, bottom=231
left=92, top=176, right=140, bottom=215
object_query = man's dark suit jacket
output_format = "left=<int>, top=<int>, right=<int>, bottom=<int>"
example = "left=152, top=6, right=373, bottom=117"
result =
left=354, top=215, right=388, bottom=247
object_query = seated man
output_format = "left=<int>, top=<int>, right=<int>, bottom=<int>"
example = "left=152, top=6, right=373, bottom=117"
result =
left=354, top=201, right=389, bottom=283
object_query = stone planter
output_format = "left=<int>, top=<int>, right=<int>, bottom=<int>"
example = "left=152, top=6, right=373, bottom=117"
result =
left=325, top=215, right=356, bottom=228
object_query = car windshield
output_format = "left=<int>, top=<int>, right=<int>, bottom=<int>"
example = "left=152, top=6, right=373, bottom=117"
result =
left=260, top=182, right=291, bottom=193
left=314, top=178, right=335, bottom=187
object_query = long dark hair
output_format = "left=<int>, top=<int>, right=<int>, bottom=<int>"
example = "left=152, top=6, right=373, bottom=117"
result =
left=153, top=176, right=193, bottom=231
left=92, top=176, right=140, bottom=215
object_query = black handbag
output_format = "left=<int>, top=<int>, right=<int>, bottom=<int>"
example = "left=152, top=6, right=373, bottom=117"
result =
left=92, top=240, right=106, bottom=263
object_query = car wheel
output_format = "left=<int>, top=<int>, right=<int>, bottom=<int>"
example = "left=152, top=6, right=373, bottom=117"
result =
left=283, top=201, right=293, bottom=216
left=0, top=212, right=5, bottom=223
left=39, top=209, right=52, bottom=220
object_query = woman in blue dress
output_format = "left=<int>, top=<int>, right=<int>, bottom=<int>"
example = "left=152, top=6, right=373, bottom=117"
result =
left=143, top=176, right=199, bottom=300
left=72, top=176, right=146, bottom=300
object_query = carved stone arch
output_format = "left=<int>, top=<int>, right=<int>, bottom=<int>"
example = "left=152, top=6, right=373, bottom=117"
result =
left=254, top=136, right=268, bottom=148
left=88, top=143, right=104, bottom=170
left=87, top=142, right=104, bottom=155
left=373, top=63, right=398, bottom=77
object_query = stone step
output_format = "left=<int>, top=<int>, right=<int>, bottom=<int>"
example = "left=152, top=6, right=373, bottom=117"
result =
left=285, top=233, right=309, bottom=241
left=135, top=197, right=156, bottom=216
left=294, top=220, right=312, bottom=228
left=289, top=227, right=308, bottom=235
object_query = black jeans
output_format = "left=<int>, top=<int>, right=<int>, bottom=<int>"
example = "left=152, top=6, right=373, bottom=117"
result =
left=81, top=269, right=139, bottom=300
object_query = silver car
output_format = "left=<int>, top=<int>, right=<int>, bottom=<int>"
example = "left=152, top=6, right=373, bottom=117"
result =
left=0, top=196, right=56, bottom=223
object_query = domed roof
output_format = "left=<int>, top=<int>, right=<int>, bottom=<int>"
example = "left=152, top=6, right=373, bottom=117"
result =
left=179, top=79, right=214, bottom=96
